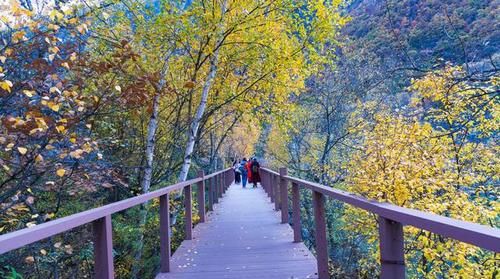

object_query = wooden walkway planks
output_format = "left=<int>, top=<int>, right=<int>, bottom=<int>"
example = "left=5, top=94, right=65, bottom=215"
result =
left=156, top=183, right=318, bottom=279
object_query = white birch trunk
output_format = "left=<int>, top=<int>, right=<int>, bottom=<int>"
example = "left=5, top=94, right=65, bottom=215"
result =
left=141, top=92, right=161, bottom=193
left=131, top=68, right=168, bottom=279
left=178, top=0, right=228, bottom=182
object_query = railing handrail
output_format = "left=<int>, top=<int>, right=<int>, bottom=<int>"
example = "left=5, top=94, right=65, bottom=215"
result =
left=0, top=168, right=230, bottom=254
left=261, top=167, right=500, bottom=252
left=259, top=167, right=500, bottom=279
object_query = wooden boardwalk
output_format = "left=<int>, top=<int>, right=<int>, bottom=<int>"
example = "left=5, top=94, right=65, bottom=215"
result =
left=156, top=183, right=318, bottom=279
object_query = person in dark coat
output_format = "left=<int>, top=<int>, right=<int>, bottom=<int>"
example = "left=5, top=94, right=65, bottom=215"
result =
left=233, top=159, right=241, bottom=184
left=239, top=158, right=248, bottom=188
left=250, top=158, right=261, bottom=188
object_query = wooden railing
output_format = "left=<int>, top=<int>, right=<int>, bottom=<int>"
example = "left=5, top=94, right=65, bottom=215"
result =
left=0, top=168, right=235, bottom=279
left=260, top=167, right=500, bottom=279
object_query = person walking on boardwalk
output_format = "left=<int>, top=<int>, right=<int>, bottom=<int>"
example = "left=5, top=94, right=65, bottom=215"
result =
left=250, top=158, right=261, bottom=188
left=233, top=159, right=241, bottom=184
left=239, top=158, right=248, bottom=188
left=246, top=157, right=253, bottom=185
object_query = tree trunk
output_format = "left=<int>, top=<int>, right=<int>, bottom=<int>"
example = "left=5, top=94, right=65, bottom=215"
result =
left=131, top=60, right=170, bottom=277
left=131, top=91, right=161, bottom=278
left=142, top=93, right=161, bottom=194
left=178, top=0, right=228, bottom=182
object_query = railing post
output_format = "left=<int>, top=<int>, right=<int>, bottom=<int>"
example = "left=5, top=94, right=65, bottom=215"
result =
left=292, top=182, right=302, bottom=243
left=224, top=171, right=229, bottom=192
left=222, top=172, right=225, bottom=193
left=93, top=215, right=114, bottom=279
left=218, top=174, right=223, bottom=198
left=221, top=173, right=225, bottom=196
left=313, top=191, right=328, bottom=279
left=214, top=175, right=219, bottom=204
left=279, top=168, right=289, bottom=224
left=208, top=177, right=214, bottom=211
left=262, top=170, right=267, bottom=194
left=274, top=174, right=280, bottom=211
left=266, top=171, right=270, bottom=196
left=159, top=194, right=171, bottom=272
left=229, top=169, right=234, bottom=187
left=379, top=217, right=405, bottom=279
left=184, top=185, right=192, bottom=240
left=269, top=173, right=275, bottom=203
left=197, top=171, right=205, bottom=223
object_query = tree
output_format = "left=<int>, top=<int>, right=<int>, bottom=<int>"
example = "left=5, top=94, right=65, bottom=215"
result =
left=344, top=66, right=498, bottom=277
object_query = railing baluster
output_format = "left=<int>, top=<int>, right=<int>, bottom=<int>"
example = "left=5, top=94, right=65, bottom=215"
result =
left=274, top=174, right=280, bottom=211
left=159, top=194, right=171, bottom=272
left=197, top=171, right=205, bottom=223
left=379, top=217, right=405, bottom=279
left=184, top=184, right=192, bottom=240
left=93, top=215, right=114, bottom=279
left=292, top=182, right=302, bottom=243
left=279, top=168, right=289, bottom=224
left=313, top=191, right=328, bottom=279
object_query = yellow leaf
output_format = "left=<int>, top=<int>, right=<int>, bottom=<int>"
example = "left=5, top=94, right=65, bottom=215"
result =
left=48, top=102, right=60, bottom=112
left=35, top=154, right=44, bottom=163
left=26, top=222, right=36, bottom=228
left=56, top=168, right=66, bottom=177
left=17, top=147, right=28, bottom=155
left=64, top=245, right=73, bottom=254
left=23, top=90, right=35, bottom=97
left=0, top=80, right=13, bottom=92
left=184, top=81, right=195, bottom=89
left=0, top=56, right=5, bottom=63
left=49, top=87, right=60, bottom=94
left=56, top=125, right=65, bottom=133
left=69, top=149, right=83, bottom=159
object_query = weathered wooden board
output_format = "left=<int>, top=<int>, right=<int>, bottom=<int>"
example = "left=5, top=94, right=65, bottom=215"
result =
left=156, top=184, right=318, bottom=279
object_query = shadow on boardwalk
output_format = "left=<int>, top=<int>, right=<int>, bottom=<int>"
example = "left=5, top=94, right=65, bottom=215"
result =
left=156, top=183, right=318, bottom=279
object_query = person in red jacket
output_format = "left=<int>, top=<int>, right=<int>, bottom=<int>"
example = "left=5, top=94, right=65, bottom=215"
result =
left=245, top=158, right=253, bottom=185
left=250, top=158, right=261, bottom=188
